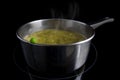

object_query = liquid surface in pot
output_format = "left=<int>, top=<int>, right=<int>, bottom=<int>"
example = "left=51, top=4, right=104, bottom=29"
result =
left=24, top=29, right=86, bottom=44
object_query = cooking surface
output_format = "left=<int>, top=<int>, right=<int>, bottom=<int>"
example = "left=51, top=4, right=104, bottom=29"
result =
left=13, top=43, right=97, bottom=80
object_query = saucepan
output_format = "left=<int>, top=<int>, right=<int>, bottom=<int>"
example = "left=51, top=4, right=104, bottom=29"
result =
left=16, top=17, right=114, bottom=76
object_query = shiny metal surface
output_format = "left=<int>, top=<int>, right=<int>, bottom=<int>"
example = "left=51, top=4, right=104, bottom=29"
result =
left=16, top=18, right=114, bottom=75
left=90, top=17, right=114, bottom=29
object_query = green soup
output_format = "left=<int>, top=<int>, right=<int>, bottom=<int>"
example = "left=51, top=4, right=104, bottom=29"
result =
left=24, top=29, right=86, bottom=44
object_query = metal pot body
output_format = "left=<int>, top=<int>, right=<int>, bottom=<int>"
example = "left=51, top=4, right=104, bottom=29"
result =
left=17, top=19, right=95, bottom=75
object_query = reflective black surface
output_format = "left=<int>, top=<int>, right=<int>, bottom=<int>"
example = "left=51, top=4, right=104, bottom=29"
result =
left=12, top=43, right=97, bottom=80
left=2, top=0, right=117, bottom=80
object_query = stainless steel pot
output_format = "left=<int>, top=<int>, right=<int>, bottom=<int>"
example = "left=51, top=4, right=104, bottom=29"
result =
left=16, top=17, right=114, bottom=75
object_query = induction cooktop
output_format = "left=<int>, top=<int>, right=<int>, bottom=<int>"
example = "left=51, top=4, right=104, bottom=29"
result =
left=13, top=43, right=97, bottom=80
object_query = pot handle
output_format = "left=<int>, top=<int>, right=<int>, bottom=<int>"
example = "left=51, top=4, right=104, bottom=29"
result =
left=90, top=17, right=114, bottom=29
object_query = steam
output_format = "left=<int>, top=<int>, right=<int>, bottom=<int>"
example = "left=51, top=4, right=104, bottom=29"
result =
left=50, top=2, right=79, bottom=29
left=51, top=8, right=56, bottom=18
left=51, top=8, right=64, bottom=19
left=50, top=2, right=79, bottom=19
left=68, top=2, right=79, bottom=19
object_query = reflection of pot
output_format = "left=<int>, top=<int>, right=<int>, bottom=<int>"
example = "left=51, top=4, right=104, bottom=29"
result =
left=16, top=17, right=114, bottom=75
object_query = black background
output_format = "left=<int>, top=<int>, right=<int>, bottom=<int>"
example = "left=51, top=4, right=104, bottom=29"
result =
left=1, top=0, right=119, bottom=80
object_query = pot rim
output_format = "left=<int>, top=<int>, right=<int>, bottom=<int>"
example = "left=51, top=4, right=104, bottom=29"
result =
left=16, top=19, right=95, bottom=46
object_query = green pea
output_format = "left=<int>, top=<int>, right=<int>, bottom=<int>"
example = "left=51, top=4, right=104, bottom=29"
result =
left=30, top=38, right=37, bottom=44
